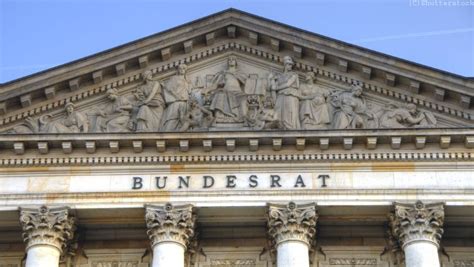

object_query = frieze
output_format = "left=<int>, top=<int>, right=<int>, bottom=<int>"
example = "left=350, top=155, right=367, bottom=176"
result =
left=1, top=42, right=470, bottom=133
left=328, top=258, right=378, bottom=265
left=8, top=55, right=438, bottom=134
left=210, top=259, right=256, bottom=266
left=454, top=260, right=474, bottom=267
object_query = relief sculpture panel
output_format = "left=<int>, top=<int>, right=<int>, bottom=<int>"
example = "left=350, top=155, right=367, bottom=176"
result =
left=8, top=55, right=438, bottom=134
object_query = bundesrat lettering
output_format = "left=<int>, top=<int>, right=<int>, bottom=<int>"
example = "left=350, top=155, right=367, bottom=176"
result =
left=131, top=174, right=330, bottom=190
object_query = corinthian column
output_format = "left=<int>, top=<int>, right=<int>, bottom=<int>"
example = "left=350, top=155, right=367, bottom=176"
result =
left=19, top=206, right=76, bottom=267
left=145, top=203, right=196, bottom=267
left=267, top=202, right=318, bottom=267
left=388, top=201, right=445, bottom=267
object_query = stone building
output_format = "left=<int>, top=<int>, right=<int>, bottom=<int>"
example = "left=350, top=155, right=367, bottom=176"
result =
left=0, top=8, right=473, bottom=267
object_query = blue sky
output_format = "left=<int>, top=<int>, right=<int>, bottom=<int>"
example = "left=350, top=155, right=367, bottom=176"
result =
left=1, top=0, right=473, bottom=83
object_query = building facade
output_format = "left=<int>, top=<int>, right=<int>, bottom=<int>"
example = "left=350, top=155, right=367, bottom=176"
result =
left=0, top=9, right=473, bottom=267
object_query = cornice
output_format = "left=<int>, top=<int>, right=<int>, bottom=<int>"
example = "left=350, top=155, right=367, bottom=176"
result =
left=0, top=128, right=472, bottom=167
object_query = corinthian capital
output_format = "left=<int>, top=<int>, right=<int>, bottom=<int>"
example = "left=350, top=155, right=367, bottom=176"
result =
left=388, top=201, right=445, bottom=249
left=19, top=205, right=76, bottom=252
left=145, top=203, right=196, bottom=249
left=267, top=202, right=318, bottom=247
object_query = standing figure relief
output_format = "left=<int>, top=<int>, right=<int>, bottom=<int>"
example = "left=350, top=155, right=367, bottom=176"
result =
left=160, top=64, right=192, bottom=132
left=269, top=56, right=301, bottom=130
left=7, top=55, right=439, bottom=134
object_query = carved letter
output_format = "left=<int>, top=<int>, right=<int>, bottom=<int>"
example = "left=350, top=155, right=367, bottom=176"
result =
left=249, top=175, right=258, bottom=188
left=203, top=176, right=215, bottom=188
left=132, top=177, right=143, bottom=189
left=270, top=175, right=282, bottom=188
left=155, top=176, right=167, bottom=189
left=178, top=176, right=190, bottom=189
left=294, top=175, right=306, bottom=188
left=226, top=175, right=237, bottom=188
left=318, top=174, right=330, bottom=187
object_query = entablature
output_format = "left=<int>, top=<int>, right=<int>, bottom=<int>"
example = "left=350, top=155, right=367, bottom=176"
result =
left=0, top=128, right=472, bottom=168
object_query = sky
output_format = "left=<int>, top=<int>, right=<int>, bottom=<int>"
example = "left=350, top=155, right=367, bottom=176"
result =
left=0, top=0, right=473, bottom=83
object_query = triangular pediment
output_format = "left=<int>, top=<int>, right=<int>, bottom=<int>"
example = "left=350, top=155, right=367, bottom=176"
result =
left=0, top=8, right=473, bottom=136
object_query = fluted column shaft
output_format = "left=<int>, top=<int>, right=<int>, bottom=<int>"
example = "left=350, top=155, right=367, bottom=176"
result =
left=145, top=203, right=196, bottom=267
left=19, top=206, right=75, bottom=267
left=389, top=201, right=445, bottom=267
left=267, top=202, right=318, bottom=267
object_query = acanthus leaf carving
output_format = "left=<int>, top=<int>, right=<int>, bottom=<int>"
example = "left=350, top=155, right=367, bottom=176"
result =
left=388, top=201, right=445, bottom=249
left=267, top=202, right=318, bottom=248
left=145, top=203, right=196, bottom=249
left=19, top=205, right=76, bottom=253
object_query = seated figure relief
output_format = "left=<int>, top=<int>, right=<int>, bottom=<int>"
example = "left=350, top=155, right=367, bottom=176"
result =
left=299, top=72, right=331, bottom=130
left=330, top=84, right=378, bottom=129
left=7, top=56, right=442, bottom=134
left=89, top=88, right=133, bottom=133
left=206, top=56, right=248, bottom=123
left=129, top=70, right=164, bottom=132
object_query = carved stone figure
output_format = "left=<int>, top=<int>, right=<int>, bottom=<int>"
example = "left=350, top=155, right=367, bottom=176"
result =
left=270, top=56, right=301, bottom=130
left=379, top=103, right=437, bottom=128
left=246, top=96, right=280, bottom=130
left=207, top=56, right=248, bottom=123
left=90, top=88, right=133, bottom=132
left=56, top=102, right=88, bottom=133
left=12, top=103, right=88, bottom=134
left=299, top=72, right=330, bottom=129
left=331, top=84, right=376, bottom=129
left=161, top=64, right=192, bottom=131
left=130, top=70, right=164, bottom=132
left=180, top=96, right=214, bottom=131
left=19, top=205, right=76, bottom=253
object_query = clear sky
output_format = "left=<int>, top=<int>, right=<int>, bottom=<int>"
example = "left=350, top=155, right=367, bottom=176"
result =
left=1, top=0, right=473, bottom=83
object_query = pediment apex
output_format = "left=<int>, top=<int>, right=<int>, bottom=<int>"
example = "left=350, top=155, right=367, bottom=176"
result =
left=1, top=9, right=473, bottom=133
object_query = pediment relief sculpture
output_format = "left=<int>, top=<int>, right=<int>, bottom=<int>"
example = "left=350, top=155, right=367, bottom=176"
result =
left=6, top=55, right=439, bottom=134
